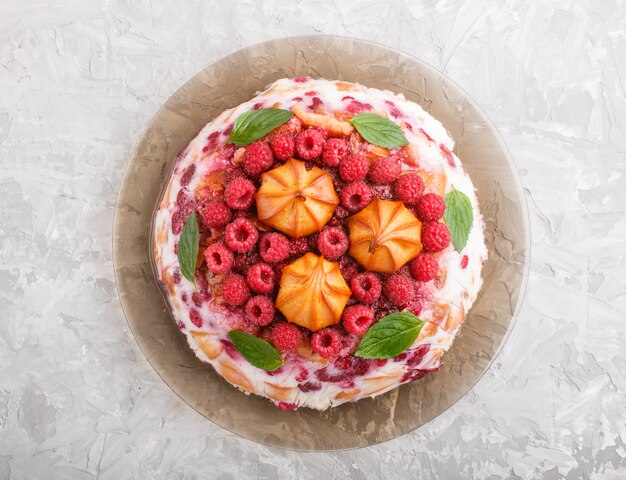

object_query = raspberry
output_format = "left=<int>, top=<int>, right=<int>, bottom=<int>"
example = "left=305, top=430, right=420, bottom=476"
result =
left=189, top=309, right=203, bottom=328
left=369, top=156, right=401, bottom=184
left=295, top=128, right=325, bottom=160
left=270, top=132, right=295, bottom=160
left=224, top=177, right=256, bottom=210
left=317, top=227, right=349, bottom=260
left=410, top=254, right=439, bottom=282
left=288, top=237, right=309, bottom=257
left=394, top=173, right=424, bottom=204
left=259, top=233, right=289, bottom=263
left=342, top=305, right=375, bottom=335
left=245, top=296, right=275, bottom=326
left=204, top=242, right=234, bottom=274
left=421, top=222, right=451, bottom=252
left=341, top=181, right=372, bottom=212
left=224, top=218, right=259, bottom=253
left=243, top=141, right=273, bottom=178
left=350, top=272, right=381, bottom=304
left=180, top=164, right=196, bottom=187
left=461, top=255, right=469, bottom=269
left=222, top=274, right=250, bottom=306
left=246, top=263, right=275, bottom=294
left=328, top=205, right=349, bottom=227
left=338, top=256, right=359, bottom=283
left=198, top=200, right=231, bottom=228
left=311, top=328, right=342, bottom=358
left=339, top=153, right=368, bottom=182
left=384, top=274, right=415, bottom=306
left=321, top=138, right=349, bottom=167
left=272, top=323, right=303, bottom=350
left=276, top=402, right=297, bottom=410
left=416, top=193, right=446, bottom=221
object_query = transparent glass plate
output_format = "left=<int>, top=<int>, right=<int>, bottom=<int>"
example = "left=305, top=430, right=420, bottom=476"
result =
left=113, top=36, right=530, bottom=451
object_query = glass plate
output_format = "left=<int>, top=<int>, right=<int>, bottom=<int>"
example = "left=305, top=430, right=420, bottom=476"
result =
left=113, top=35, right=530, bottom=451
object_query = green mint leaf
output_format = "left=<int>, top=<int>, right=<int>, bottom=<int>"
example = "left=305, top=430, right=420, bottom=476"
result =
left=228, top=330, right=284, bottom=371
left=177, top=212, right=199, bottom=286
left=355, top=312, right=424, bottom=359
left=350, top=113, right=409, bottom=148
left=444, top=187, right=473, bottom=252
left=228, top=108, right=293, bottom=146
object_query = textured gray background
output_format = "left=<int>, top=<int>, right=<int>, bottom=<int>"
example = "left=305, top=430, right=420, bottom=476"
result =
left=1, top=0, right=625, bottom=479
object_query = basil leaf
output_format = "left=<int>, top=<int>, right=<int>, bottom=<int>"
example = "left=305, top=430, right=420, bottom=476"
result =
left=350, top=113, right=409, bottom=148
left=228, top=108, right=293, bottom=146
left=355, top=312, right=424, bottom=359
left=444, top=187, right=473, bottom=252
left=228, top=330, right=284, bottom=371
left=177, top=212, right=199, bottom=286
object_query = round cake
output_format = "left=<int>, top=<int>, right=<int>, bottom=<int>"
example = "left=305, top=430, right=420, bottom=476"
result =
left=153, top=77, right=487, bottom=411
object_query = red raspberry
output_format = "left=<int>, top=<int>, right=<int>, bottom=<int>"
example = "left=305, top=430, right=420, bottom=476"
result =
left=350, top=272, right=381, bottom=304
left=198, top=200, right=231, bottom=228
left=288, top=237, right=309, bottom=257
left=189, top=309, right=203, bottom=328
left=416, top=193, right=446, bottom=221
left=321, top=138, right=349, bottom=167
left=243, top=141, right=273, bottom=178
left=384, top=275, right=415, bottom=306
left=259, top=233, right=289, bottom=263
left=221, top=274, right=250, bottom=306
left=394, top=173, right=424, bottom=204
left=270, top=132, right=295, bottom=160
left=410, top=254, right=439, bottom=282
left=461, top=255, right=469, bottom=269
left=341, top=181, right=372, bottom=212
left=224, top=218, right=259, bottom=253
left=421, top=222, right=451, bottom=252
left=317, top=227, right=349, bottom=260
left=338, top=256, right=359, bottom=283
left=339, top=153, right=368, bottom=182
left=204, top=242, right=234, bottom=275
left=369, top=156, right=401, bottom=185
left=309, top=126, right=328, bottom=140
left=272, top=323, right=303, bottom=350
left=311, top=328, right=342, bottom=358
left=276, top=402, right=297, bottom=410
left=246, top=263, right=275, bottom=294
left=245, top=296, right=275, bottom=326
left=328, top=205, right=349, bottom=227
left=224, top=177, right=256, bottom=210
left=342, top=305, right=375, bottom=335
left=295, top=128, right=325, bottom=159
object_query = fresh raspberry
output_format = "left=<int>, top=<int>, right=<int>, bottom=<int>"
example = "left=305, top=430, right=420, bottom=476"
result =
left=204, top=242, right=234, bottom=275
left=421, top=222, right=451, bottom=252
left=221, top=274, right=250, bottom=306
left=328, top=205, right=349, bottom=227
left=317, top=227, right=349, bottom=260
left=224, top=177, right=256, bottom=210
left=270, top=132, right=295, bottom=160
left=198, top=200, right=231, bottom=228
left=189, top=309, right=203, bottom=328
left=259, top=233, right=289, bottom=263
left=369, top=155, right=401, bottom=184
left=295, top=128, right=325, bottom=160
left=311, top=328, right=342, bottom=358
left=288, top=237, right=309, bottom=257
left=321, top=138, right=349, bottom=167
left=272, top=323, right=303, bottom=350
left=350, top=272, right=381, bottom=304
left=461, top=255, right=469, bottom=269
left=246, top=263, right=275, bottom=294
left=224, top=218, right=259, bottom=253
left=339, top=153, right=368, bottom=182
left=416, top=193, right=446, bottom=221
left=341, top=181, right=372, bottom=212
left=410, top=254, right=439, bottom=282
left=243, top=141, right=273, bottom=178
left=342, top=305, right=375, bottom=335
left=384, top=275, right=415, bottom=306
left=245, top=295, right=275, bottom=326
left=338, top=256, right=359, bottom=283
left=394, top=173, right=424, bottom=204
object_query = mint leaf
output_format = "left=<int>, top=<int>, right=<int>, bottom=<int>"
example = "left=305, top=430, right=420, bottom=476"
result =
left=228, top=108, right=293, bottom=146
left=350, top=113, right=409, bottom=148
left=228, top=330, right=284, bottom=371
left=177, top=212, right=199, bottom=286
left=444, top=187, right=473, bottom=252
left=355, top=312, right=424, bottom=359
